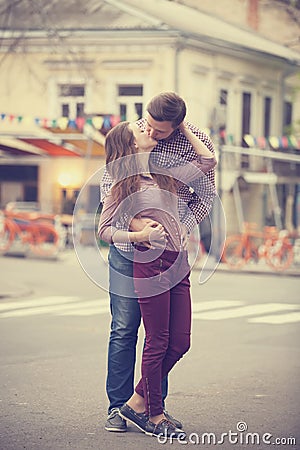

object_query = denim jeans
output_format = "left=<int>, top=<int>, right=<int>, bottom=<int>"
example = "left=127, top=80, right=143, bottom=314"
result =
left=106, top=245, right=168, bottom=413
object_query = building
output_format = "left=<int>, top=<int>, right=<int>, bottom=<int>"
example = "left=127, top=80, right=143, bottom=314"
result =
left=0, top=0, right=299, bottom=235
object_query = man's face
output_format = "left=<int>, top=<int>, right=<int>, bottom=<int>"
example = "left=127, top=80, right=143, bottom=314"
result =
left=145, top=113, right=176, bottom=141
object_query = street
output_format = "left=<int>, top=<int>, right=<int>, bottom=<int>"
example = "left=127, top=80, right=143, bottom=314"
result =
left=0, top=250, right=299, bottom=450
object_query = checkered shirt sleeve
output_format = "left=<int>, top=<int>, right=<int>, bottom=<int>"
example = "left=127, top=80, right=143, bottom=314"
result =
left=148, top=121, right=217, bottom=232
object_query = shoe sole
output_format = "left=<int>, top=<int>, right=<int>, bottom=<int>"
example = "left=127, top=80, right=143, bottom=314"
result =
left=104, top=426, right=127, bottom=432
left=119, top=411, right=150, bottom=435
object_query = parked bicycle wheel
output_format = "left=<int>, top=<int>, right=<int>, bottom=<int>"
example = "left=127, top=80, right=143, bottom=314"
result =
left=28, top=222, right=60, bottom=257
left=265, top=234, right=294, bottom=271
left=0, top=214, right=14, bottom=254
left=223, top=235, right=258, bottom=269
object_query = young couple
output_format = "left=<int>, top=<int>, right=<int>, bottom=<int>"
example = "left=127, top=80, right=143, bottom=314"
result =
left=98, top=92, right=217, bottom=439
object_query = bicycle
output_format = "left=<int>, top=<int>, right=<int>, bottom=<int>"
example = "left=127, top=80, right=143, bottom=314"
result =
left=222, top=222, right=294, bottom=272
left=0, top=210, right=60, bottom=257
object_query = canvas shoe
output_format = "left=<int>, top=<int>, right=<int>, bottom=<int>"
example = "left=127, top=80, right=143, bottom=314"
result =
left=105, top=408, right=127, bottom=432
left=145, top=418, right=186, bottom=439
left=119, top=403, right=149, bottom=433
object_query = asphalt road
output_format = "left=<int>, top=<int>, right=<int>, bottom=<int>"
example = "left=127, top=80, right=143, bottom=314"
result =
left=0, top=249, right=299, bottom=450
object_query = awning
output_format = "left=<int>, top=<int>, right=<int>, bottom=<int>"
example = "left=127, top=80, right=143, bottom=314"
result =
left=21, top=138, right=82, bottom=157
left=0, top=123, right=105, bottom=158
left=0, top=137, right=46, bottom=156
left=48, top=125, right=105, bottom=157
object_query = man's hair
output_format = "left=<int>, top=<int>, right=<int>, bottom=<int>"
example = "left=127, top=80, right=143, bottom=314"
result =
left=146, top=92, right=186, bottom=128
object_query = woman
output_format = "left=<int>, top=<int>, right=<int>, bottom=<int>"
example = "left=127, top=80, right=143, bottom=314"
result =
left=98, top=121, right=216, bottom=439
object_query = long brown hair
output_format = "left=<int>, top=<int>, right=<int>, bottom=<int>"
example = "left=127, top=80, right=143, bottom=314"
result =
left=105, top=121, right=177, bottom=205
left=105, top=121, right=140, bottom=205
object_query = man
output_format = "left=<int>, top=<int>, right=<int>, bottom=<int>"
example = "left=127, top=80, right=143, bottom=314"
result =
left=100, top=92, right=216, bottom=432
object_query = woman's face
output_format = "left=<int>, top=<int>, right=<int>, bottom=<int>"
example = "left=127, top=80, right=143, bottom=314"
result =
left=129, top=123, right=157, bottom=152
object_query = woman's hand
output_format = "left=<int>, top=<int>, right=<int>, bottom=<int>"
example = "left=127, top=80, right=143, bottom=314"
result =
left=136, top=221, right=167, bottom=246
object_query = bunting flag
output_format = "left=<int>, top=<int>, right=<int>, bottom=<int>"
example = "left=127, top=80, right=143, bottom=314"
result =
left=242, top=134, right=300, bottom=150
left=0, top=113, right=299, bottom=150
left=243, top=134, right=256, bottom=147
left=212, top=128, right=300, bottom=150
left=0, top=112, right=121, bottom=132
left=257, top=136, right=266, bottom=149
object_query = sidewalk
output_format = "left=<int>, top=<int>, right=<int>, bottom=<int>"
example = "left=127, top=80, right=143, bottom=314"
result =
left=194, top=255, right=300, bottom=277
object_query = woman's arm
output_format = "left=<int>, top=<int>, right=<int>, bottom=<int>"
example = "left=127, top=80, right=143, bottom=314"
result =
left=112, top=221, right=165, bottom=244
left=98, top=193, right=165, bottom=244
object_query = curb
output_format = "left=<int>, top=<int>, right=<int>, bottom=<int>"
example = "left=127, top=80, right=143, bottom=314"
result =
left=193, top=260, right=300, bottom=277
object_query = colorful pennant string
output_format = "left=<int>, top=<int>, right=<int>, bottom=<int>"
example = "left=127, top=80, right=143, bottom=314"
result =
left=0, top=113, right=299, bottom=149
left=0, top=112, right=121, bottom=131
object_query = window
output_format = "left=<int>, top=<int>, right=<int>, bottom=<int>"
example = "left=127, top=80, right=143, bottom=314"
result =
left=117, top=84, right=143, bottom=121
left=242, top=92, right=251, bottom=139
left=118, top=85, right=143, bottom=96
left=58, top=83, right=85, bottom=119
left=283, top=101, right=292, bottom=129
left=62, top=104, right=69, bottom=118
left=59, top=85, right=85, bottom=97
left=241, top=92, right=252, bottom=168
left=220, top=89, right=228, bottom=106
left=218, top=88, right=228, bottom=130
left=264, top=97, right=272, bottom=137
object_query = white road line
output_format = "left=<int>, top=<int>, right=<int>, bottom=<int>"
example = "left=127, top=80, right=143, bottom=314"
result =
left=0, top=296, right=79, bottom=312
left=248, top=312, right=300, bottom=324
left=1, top=296, right=299, bottom=324
left=192, top=300, right=244, bottom=312
left=193, top=303, right=300, bottom=320
left=0, top=298, right=108, bottom=318
left=58, top=305, right=110, bottom=316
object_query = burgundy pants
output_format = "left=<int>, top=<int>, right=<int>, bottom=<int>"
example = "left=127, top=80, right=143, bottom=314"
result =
left=133, top=248, right=191, bottom=417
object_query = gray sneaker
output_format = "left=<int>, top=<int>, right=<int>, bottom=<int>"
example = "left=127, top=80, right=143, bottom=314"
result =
left=105, top=408, right=127, bottom=432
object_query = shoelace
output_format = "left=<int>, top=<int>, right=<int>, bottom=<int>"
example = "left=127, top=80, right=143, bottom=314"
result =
left=155, top=419, right=176, bottom=430
left=109, top=408, right=120, bottom=418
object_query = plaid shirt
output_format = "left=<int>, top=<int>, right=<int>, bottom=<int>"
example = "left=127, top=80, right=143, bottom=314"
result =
left=100, top=118, right=216, bottom=252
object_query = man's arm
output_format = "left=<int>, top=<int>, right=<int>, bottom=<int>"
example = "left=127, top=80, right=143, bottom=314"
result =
left=100, top=167, right=113, bottom=201
left=180, top=125, right=217, bottom=230
left=179, top=171, right=217, bottom=232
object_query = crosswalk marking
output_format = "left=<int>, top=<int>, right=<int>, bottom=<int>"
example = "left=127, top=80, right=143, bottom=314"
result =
left=193, top=303, right=300, bottom=321
left=249, top=312, right=300, bottom=324
left=58, top=304, right=110, bottom=316
left=192, top=300, right=243, bottom=312
left=0, top=296, right=299, bottom=325
left=0, top=297, right=108, bottom=318
left=0, top=296, right=78, bottom=312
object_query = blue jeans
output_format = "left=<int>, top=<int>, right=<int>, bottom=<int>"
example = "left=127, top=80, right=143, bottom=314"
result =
left=106, top=245, right=168, bottom=413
